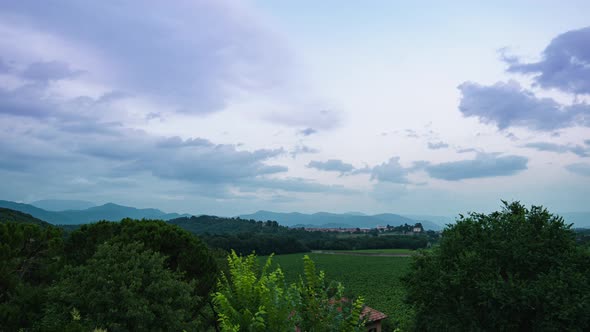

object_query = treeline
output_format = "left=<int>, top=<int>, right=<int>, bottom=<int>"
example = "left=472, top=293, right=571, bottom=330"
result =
left=0, top=218, right=219, bottom=331
left=169, top=215, right=432, bottom=255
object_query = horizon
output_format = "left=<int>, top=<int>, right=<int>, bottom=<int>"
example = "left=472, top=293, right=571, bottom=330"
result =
left=4, top=198, right=590, bottom=221
left=1, top=1, right=589, bottom=216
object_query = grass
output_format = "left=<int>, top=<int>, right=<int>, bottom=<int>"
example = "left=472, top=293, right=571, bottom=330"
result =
left=329, top=248, right=417, bottom=255
left=262, top=253, right=414, bottom=329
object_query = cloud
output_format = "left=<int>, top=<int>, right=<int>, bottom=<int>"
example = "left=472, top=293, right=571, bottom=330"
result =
left=298, top=127, right=318, bottom=136
left=458, top=80, right=590, bottom=131
left=241, top=177, right=358, bottom=195
left=456, top=148, right=479, bottom=153
left=0, top=1, right=329, bottom=123
left=566, top=163, right=590, bottom=177
left=21, top=61, right=83, bottom=83
left=524, top=142, right=589, bottom=157
left=370, top=157, right=411, bottom=183
left=427, top=141, right=449, bottom=150
left=505, top=26, right=590, bottom=95
left=425, top=153, right=528, bottom=181
left=585, top=139, right=590, bottom=146
left=307, top=159, right=355, bottom=174
left=290, top=144, right=319, bottom=158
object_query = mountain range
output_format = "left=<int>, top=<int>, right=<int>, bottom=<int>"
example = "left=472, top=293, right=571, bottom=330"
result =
left=31, top=199, right=97, bottom=211
left=1, top=199, right=587, bottom=230
left=0, top=200, right=190, bottom=225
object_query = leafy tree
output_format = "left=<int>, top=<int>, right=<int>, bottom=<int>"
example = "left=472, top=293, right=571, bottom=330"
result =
left=0, top=222, right=63, bottom=330
left=292, top=255, right=365, bottom=332
left=64, top=219, right=217, bottom=304
left=403, top=201, right=590, bottom=331
left=40, top=242, right=202, bottom=332
left=213, top=251, right=365, bottom=332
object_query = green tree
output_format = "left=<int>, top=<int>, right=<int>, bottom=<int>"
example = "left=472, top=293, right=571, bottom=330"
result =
left=403, top=201, right=590, bottom=331
left=0, top=222, right=63, bottom=330
left=213, top=251, right=365, bottom=332
left=40, top=242, right=201, bottom=332
left=64, top=219, right=218, bottom=305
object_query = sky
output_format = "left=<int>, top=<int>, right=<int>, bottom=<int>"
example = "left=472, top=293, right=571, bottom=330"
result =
left=0, top=1, right=589, bottom=216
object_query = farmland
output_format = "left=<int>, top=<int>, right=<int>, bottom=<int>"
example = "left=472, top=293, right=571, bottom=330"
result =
left=262, top=252, right=414, bottom=329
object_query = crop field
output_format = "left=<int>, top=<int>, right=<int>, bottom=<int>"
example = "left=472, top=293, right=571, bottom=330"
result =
left=262, top=252, right=414, bottom=329
left=331, top=248, right=417, bottom=255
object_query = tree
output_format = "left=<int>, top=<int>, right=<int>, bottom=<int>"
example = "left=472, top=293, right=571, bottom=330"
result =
left=0, top=222, right=63, bottom=330
left=40, top=242, right=202, bottom=331
left=64, top=219, right=218, bottom=304
left=213, top=251, right=365, bottom=332
left=403, top=201, right=590, bottom=331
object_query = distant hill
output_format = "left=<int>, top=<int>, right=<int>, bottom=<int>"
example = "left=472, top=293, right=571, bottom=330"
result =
left=0, top=200, right=191, bottom=225
left=31, top=199, right=96, bottom=211
left=0, top=200, right=74, bottom=224
left=401, top=214, right=455, bottom=227
left=168, top=215, right=287, bottom=235
left=239, top=211, right=443, bottom=230
left=0, top=207, right=52, bottom=227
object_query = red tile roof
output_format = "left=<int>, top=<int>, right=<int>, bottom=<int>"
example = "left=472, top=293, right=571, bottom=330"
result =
left=361, top=306, right=388, bottom=322
left=328, top=297, right=388, bottom=323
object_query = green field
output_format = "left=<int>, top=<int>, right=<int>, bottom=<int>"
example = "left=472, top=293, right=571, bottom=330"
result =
left=262, top=253, right=414, bottom=329
left=331, top=248, right=417, bottom=255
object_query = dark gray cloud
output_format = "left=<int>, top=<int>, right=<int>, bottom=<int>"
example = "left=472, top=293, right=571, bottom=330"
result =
left=458, top=80, right=590, bottom=131
left=307, top=159, right=355, bottom=173
left=566, top=163, right=590, bottom=177
left=427, top=141, right=449, bottom=150
left=425, top=153, right=528, bottom=181
left=505, top=26, right=590, bottom=95
left=298, top=128, right=318, bottom=136
left=524, top=142, right=589, bottom=157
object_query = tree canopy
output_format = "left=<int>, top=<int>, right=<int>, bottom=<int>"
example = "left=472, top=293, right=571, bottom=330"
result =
left=403, top=201, right=590, bottom=331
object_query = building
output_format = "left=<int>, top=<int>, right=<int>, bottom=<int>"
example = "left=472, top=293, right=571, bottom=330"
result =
left=362, top=305, right=388, bottom=332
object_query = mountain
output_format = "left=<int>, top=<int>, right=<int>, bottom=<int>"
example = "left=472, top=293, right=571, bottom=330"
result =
left=0, top=207, right=52, bottom=227
left=0, top=200, right=75, bottom=224
left=31, top=199, right=96, bottom=211
left=0, top=200, right=191, bottom=225
left=239, top=211, right=443, bottom=230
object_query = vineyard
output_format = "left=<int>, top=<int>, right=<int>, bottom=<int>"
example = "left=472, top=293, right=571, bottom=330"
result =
left=263, top=252, right=414, bottom=329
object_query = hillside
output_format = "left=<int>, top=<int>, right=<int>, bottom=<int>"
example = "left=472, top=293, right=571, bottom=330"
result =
left=0, top=207, right=52, bottom=227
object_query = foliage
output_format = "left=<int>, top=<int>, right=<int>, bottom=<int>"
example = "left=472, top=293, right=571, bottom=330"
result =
left=267, top=253, right=413, bottom=331
left=0, top=222, right=63, bottom=330
left=403, top=201, right=590, bottom=331
left=0, top=207, right=52, bottom=227
left=40, top=242, right=201, bottom=332
left=213, top=251, right=365, bottom=332
left=213, top=252, right=296, bottom=331
left=64, top=218, right=218, bottom=303
left=292, top=255, right=365, bottom=332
